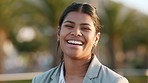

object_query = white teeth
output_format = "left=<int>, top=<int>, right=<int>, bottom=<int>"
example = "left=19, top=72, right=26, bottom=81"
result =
left=68, top=40, right=83, bottom=45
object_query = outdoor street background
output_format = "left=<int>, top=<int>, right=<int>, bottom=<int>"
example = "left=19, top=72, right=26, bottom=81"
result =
left=0, top=0, right=148, bottom=83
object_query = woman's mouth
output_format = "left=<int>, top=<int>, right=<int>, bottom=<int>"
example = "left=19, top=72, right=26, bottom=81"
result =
left=67, top=40, right=84, bottom=46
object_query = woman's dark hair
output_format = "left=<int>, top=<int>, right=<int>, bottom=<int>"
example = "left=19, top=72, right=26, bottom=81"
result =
left=57, top=2, right=102, bottom=62
left=59, top=2, right=101, bottom=33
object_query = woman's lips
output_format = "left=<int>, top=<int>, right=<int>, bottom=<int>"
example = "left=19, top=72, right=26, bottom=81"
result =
left=67, top=39, right=84, bottom=46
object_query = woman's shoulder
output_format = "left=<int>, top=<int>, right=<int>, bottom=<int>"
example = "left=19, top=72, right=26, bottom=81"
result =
left=32, top=66, right=58, bottom=83
left=99, top=65, right=129, bottom=83
left=85, top=55, right=129, bottom=83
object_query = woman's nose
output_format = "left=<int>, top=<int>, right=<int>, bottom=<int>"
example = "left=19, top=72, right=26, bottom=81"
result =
left=70, top=28, right=82, bottom=36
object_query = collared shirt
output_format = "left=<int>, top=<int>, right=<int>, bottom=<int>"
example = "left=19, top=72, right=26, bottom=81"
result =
left=58, top=63, right=65, bottom=83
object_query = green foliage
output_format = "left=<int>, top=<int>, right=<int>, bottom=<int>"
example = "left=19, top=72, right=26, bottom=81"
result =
left=100, top=1, right=148, bottom=68
left=0, top=0, right=74, bottom=53
left=127, top=76, right=148, bottom=83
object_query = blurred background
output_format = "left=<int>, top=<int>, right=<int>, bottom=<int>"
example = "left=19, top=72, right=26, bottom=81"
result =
left=0, top=0, right=148, bottom=83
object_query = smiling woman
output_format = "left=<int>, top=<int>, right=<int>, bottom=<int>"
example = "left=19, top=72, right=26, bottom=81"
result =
left=59, top=11, right=99, bottom=60
left=32, top=2, right=129, bottom=83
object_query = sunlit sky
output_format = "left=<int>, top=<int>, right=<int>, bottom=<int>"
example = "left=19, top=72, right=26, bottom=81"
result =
left=112, top=0, right=148, bottom=15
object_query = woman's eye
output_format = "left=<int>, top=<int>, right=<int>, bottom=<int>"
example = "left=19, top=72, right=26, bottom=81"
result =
left=81, top=27, right=90, bottom=31
left=65, top=25, right=73, bottom=28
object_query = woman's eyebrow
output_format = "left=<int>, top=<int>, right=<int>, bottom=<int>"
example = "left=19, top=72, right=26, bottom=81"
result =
left=80, top=23, right=92, bottom=27
left=64, top=20, right=92, bottom=26
left=64, top=20, right=75, bottom=24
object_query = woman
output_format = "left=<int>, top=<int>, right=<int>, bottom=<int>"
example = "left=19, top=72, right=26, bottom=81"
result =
left=32, top=2, right=129, bottom=83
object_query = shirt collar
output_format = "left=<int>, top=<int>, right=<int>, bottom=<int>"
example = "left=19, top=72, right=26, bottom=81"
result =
left=59, top=63, right=65, bottom=83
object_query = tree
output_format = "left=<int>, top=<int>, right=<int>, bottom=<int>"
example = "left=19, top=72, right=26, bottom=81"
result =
left=0, top=0, right=17, bottom=74
left=99, top=0, right=148, bottom=68
left=0, top=0, right=74, bottom=74
left=21, top=0, right=74, bottom=65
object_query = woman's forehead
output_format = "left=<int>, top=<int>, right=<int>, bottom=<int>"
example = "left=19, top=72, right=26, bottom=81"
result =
left=63, top=11, right=94, bottom=25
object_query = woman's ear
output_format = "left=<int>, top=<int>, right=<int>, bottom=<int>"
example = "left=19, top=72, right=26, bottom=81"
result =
left=94, top=32, right=100, bottom=46
left=57, top=26, right=60, bottom=41
left=57, top=26, right=61, bottom=35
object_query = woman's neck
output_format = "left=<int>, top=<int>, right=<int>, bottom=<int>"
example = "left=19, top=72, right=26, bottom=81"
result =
left=63, top=55, right=92, bottom=77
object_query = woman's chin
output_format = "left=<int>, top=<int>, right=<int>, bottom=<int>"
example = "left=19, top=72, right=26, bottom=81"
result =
left=65, top=53, right=83, bottom=60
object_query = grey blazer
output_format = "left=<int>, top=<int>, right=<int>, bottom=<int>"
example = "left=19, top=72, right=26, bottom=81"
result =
left=32, top=55, right=129, bottom=83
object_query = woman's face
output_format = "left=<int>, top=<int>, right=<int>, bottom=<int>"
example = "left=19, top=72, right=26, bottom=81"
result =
left=58, top=11, right=100, bottom=60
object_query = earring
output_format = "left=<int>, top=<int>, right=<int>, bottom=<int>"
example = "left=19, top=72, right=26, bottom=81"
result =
left=93, top=44, right=96, bottom=47
left=57, top=38, right=59, bottom=42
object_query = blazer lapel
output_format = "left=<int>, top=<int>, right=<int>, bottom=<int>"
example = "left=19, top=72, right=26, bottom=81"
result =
left=82, top=76, right=93, bottom=83
left=83, top=55, right=102, bottom=83
left=50, top=63, right=62, bottom=83
left=50, top=78, right=59, bottom=83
